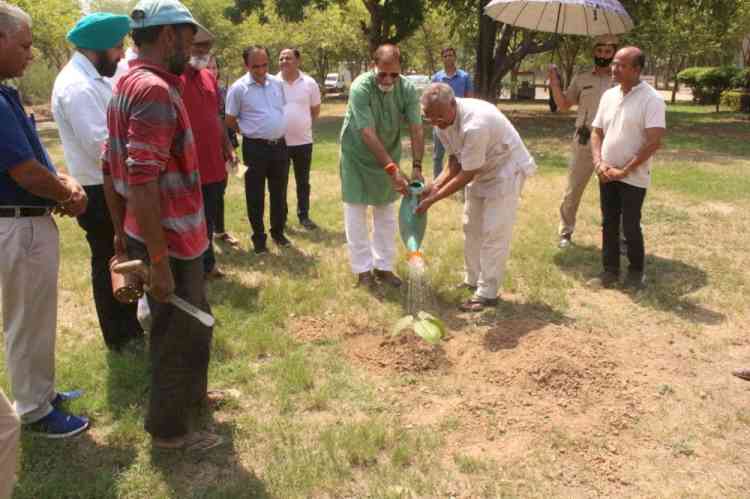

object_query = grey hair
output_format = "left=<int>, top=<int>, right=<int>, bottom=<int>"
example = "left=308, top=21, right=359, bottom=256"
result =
left=0, top=1, right=31, bottom=36
left=421, top=82, right=455, bottom=111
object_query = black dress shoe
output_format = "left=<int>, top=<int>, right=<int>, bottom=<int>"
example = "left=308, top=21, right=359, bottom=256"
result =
left=624, top=271, right=646, bottom=290
left=373, top=269, right=402, bottom=288
left=587, top=271, right=619, bottom=289
left=356, top=271, right=375, bottom=288
left=272, top=234, right=292, bottom=247
left=253, top=244, right=268, bottom=255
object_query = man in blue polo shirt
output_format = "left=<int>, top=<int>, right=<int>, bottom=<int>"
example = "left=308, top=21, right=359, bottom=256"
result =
left=0, top=0, right=89, bottom=440
left=431, top=47, right=473, bottom=178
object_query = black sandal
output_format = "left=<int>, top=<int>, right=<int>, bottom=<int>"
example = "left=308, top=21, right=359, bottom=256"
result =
left=459, top=295, right=498, bottom=312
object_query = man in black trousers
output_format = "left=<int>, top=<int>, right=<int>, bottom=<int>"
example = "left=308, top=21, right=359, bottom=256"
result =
left=226, top=45, right=290, bottom=254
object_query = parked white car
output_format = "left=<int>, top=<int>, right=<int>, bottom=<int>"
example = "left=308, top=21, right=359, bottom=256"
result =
left=324, top=72, right=351, bottom=95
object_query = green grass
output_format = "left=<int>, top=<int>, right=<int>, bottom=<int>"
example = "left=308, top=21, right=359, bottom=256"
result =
left=3, top=103, right=750, bottom=498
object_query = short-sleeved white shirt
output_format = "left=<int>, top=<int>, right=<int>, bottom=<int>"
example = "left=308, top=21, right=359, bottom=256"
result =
left=592, top=82, right=666, bottom=189
left=437, top=98, right=536, bottom=198
left=277, top=71, right=321, bottom=146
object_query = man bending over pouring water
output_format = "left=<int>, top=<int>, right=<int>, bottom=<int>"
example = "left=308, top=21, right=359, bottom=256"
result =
left=416, top=83, right=536, bottom=312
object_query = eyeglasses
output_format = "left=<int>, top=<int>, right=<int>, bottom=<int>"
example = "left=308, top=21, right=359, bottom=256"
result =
left=377, top=72, right=399, bottom=79
left=251, top=63, right=268, bottom=69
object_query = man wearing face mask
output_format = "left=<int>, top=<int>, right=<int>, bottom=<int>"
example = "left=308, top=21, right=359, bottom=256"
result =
left=102, top=0, right=221, bottom=452
left=180, top=31, right=236, bottom=279
left=339, top=44, right=424, bottom=288
left=52, top=12, right=143, bottom=352
left=548, top=35, right=618, bottom=249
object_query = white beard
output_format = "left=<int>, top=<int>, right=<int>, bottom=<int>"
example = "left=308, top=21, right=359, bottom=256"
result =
left=378, top=83, right=394, bottom=93
left=189, top=55, right=210, bottom=70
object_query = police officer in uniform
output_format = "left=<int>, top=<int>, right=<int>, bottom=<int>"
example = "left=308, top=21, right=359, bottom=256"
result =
left=549, top=35, right=618, bottom=248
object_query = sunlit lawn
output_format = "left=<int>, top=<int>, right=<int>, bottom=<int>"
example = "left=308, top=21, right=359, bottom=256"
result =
left=2, top=101, right=750, bottom=498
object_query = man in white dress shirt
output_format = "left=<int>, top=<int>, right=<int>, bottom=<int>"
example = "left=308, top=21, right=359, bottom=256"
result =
left=51, top=12, right=142, bottom=350
left=277, top=48, right=321, bottom=230
left=416, top=83, right=536, bottom=311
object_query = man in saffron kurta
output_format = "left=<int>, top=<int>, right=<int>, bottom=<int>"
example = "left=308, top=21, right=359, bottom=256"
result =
left=339, top=44, right=424, bottom=288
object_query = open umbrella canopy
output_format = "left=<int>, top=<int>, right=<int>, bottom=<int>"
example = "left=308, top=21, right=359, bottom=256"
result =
left=484, top=0, right=634, bottom=36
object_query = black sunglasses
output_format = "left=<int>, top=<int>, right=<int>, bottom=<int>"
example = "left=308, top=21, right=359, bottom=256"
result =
left=377, top=72, right=399, bottom=79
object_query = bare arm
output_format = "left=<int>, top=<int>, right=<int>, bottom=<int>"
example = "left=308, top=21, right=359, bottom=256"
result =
left=416, top=157, right=477, bottom=213
left=310, top=104, right=321, bottom=121
left=432, top=155, right=461, bottom=190
left=8, top=158, right=74, bottom=202
left=129, top=181, right=174, bottom=301
left=361, top=127, right=394, bottom=167
left=225, top=115, right=239, bottom=133
left=360, top=127, right=409, bottom=194
left=408, top=122, right=425, bottom=179
left=547, top=67, right=575, bottom=112
left=591, top=127, right=605, bottom=167
left=604, top=127, right=666, bottom=181
left=622, top=127, right=665, bottom=173
left=103, top=173, right=127, bottom=256
left=219, top=116, right=236, bottom=161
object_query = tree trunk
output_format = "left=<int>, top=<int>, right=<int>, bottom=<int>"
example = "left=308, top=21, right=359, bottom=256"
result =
left=474, top=0, right=498, bottom=101
left=475, top=1, right=557, bottom=102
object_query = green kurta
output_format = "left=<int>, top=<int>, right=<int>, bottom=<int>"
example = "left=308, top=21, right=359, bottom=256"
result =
left=339, top=71, right=422, bottom=205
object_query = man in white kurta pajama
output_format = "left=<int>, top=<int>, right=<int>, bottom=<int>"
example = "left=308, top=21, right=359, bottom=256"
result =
left=417, top=83, right=536, bottom=311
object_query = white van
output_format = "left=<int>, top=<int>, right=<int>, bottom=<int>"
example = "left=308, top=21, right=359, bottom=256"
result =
left=324, top=70, right=351, bottom=95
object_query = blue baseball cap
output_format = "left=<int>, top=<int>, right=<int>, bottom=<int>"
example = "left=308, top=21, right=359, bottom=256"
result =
left=67, top=13, right=130, bottom=51
left=129, top=0, right=212, bottom=40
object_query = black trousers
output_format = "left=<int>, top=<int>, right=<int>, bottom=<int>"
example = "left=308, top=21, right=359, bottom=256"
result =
left=287, top=143, right=313, bottom=221
left=201, top=181, right=223, bottom=273
left=599, top=181, right=647, bottom=274
left=242, top=138, right=289, bottom=247
left=127, top=237, right=212, bottom=439
left=216, top=178, right=227, bottom=234
left=76, top=184, right=142, bottom=350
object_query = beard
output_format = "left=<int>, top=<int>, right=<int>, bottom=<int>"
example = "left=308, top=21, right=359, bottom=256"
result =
left=377, top=83, right=394, bottom=93
left=189, top=54, right=210, bottom=70
left=95, top=52, right=119, bottom=78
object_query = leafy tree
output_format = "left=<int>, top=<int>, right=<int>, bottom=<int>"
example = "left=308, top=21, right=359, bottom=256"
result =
left=88, top=0, right=139, bottom=14
left=225, top=0, right=425, bottom=54
left=15, top=0, right=81, bottom=69
left=678, top=66, right=743, bottom=111
left=623, top=0, right=745, bottom=103
left=436, top=0, right=556, bottom=101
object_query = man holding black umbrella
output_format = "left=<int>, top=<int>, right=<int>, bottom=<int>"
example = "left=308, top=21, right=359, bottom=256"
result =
left=549, top=34, right=618, bottom=249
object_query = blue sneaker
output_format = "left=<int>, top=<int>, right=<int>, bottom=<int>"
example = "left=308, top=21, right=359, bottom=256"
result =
left=51, top=389, right=83, bottom=408
left=25, top=408, right=89, bottom=439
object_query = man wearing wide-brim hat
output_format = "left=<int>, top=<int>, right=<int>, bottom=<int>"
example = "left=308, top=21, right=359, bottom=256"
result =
left=101, top=0, right=221, bottom=452
left=548, top=34, right=619, bottom=249
left=52, top=12, right=144, bottom=352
